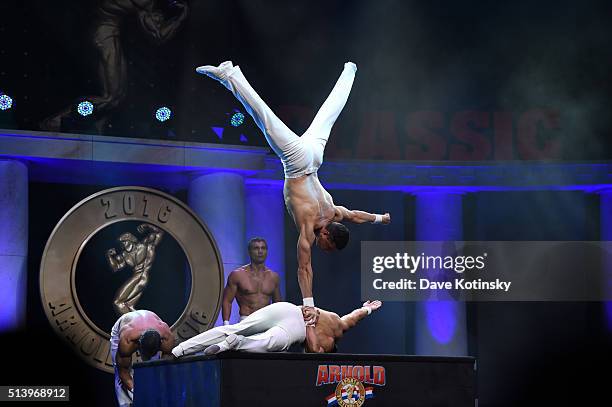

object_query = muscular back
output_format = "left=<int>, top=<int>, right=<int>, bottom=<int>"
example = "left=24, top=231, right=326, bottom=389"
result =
left=284, top=173, right=336, bottom=231
left=118, top=310, right=173, bottom=355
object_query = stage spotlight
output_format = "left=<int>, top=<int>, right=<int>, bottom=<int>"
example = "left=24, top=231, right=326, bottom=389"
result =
left=77, top=101, right=94, bottom=116
left=230, top=112, right=245, bottom=127
left=156, top=107, right=172, bottom=122
left=0, top=94, right=13, bottom=111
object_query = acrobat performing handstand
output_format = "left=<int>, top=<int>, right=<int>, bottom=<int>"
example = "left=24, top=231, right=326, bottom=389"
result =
left=195, top=61, right=390, bottom=317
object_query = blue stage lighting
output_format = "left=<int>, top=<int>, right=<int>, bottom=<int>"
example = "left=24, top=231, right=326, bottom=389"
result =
left=230, top=112, right=245, bottom=127
left=156, top=107, right=172, bottom=122
left=0, top=94, right=13, bottom=111
left=77, top=101, right=94, bottom=116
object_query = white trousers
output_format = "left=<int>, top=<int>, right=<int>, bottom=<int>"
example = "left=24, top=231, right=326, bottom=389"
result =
left=172, top=302, right=306, bottom=357
left=222, top=64, right=356, bottom=178
left=110, top=315, right=133, bottom=407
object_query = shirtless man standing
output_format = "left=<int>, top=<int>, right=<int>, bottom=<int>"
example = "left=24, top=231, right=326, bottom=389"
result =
left=171, top=300, right=382, bottom=357
left=195, top=61, right=390, bottom=314
left=222, top=237, right=282, bottom=324
left=110, top=310, right=174, bottom=407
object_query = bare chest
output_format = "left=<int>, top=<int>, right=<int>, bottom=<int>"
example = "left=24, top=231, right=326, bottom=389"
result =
left=237, top=273, right=276, bottom=296
left=284, top=177, right=335, bottom=227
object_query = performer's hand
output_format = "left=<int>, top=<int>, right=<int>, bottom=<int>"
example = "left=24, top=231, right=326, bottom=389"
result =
left=302, top=306, right=319, bottom=326
left=382, top=213, right=391, bottom=224
left=363, top=300, right=382, bottom=312
left=120, top=379, right=133, bottom=394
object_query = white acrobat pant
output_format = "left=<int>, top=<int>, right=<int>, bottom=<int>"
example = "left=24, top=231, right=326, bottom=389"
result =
left=110, top=314, right=134, bottom=407
left=172, top=302, right=307, bottom=357
left=215, top=62, right=357, bottom=179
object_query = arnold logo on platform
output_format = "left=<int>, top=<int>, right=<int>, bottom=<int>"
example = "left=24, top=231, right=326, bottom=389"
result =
left=316, top=365, right=386, bottom=406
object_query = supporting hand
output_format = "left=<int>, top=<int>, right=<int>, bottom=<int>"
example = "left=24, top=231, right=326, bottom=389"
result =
left=302, top=306, right=319, bottom=326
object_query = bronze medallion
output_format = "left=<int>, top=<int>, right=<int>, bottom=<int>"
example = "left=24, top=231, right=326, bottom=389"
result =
left=40, top=186, right=224, bottom=373
left=335, top=378, right=366, bottom=407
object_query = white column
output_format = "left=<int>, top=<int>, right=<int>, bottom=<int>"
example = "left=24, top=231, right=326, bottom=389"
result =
left=599, top=189, right=612, bottom=332
left=0, top=160, right=28, bottom=332
left=413, top=190, right=468, bottom=356
left=245, top=183, right=286, bottom=299
left=189, top=172, right=246, bottom=325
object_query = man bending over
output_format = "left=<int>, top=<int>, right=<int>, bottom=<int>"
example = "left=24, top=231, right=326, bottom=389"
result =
left=110, top=310, right=174, bottom=407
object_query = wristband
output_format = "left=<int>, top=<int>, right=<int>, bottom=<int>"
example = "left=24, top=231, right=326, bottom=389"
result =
left=362, top=307, right=372, bottom=315
left=372, top=214, right=383, bottom=224
left=223, top=320, right=230, bottom=326
left=303, top=297, right=315, bottom=307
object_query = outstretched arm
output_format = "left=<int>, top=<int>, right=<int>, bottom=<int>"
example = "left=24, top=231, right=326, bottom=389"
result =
left=333, top=206, right=391, bottom=225
left=340, top=301, right=382, bottom=331
left=137, top=1, right=189, bottom=45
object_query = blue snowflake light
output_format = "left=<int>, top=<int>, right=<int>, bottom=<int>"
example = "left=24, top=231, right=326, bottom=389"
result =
left=77, top=101, right=94, bottom=116
left=156, top=107, right=172, bottom=122
left=0, top=94, right=13, bottom=111
left=230, top=112, right=245, bottom=127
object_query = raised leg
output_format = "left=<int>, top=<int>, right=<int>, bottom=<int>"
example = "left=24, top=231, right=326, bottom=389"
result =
left=196, top=63, right=311, bottom=177
left=302, top=62, right=357, bottom=166
left=197, top=64, right=301, bottom=158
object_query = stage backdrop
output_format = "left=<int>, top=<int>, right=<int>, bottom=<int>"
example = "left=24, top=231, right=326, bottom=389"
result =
left=18, top=182, right=612, bottom=406
left=2, top=0, right=612, bottom=160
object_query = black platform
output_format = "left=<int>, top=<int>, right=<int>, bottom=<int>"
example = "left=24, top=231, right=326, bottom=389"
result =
left=134, top=352, right=476, bottom=407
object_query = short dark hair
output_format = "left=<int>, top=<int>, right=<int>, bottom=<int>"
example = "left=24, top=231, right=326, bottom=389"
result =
left=139, top=329, right=161, bottom=360
left=327, top=222, right=350, bottom=250
left=247, top=237, right=267, bottom=250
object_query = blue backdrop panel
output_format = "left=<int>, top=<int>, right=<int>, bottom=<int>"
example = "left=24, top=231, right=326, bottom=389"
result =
left=135, top=359, right=221, bottom=407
